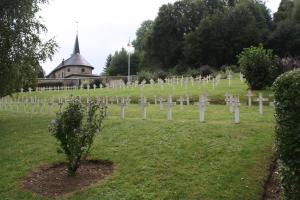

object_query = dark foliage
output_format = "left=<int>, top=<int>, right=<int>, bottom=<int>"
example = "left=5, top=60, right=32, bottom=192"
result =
left=273, top=69, right=300, bottom=199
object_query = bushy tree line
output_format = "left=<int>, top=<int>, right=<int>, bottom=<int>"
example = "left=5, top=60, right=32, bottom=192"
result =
left=105, top=0, right=300, bottom=77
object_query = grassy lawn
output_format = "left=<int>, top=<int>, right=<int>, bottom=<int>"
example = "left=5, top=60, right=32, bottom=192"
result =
left=0, top=103, right=275, bottom=199
left=12, top=74, right=273, bottom=104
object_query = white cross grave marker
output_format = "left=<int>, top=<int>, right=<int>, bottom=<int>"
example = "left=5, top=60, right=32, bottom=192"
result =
left=245, top=90, right=254, bottom=107
left=256, top=93, right=268, bottom=115
left=158, top=96, right=165, bottom=110
left=164, top=96, right=175, bottom=120
left=177, top=96, right=185, bottom=110
left=233, top=97, right=241, bottom=124
left=139, top=96, right=148, bottom=120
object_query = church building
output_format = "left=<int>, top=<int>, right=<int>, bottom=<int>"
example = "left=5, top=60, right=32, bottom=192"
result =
left=46, top=34, right=98, bottom=79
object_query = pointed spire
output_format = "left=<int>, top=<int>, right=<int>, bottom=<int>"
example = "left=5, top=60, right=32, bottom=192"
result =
left=73, top=34, right=80, bottom=55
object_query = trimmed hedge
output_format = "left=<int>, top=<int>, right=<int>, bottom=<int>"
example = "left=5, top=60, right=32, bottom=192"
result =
left=273, top=69, right=300, bottom=199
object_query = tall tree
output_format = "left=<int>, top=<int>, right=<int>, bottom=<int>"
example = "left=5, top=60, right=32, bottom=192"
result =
left=106, top=48, right=139, bottom=76
left=146, top=0, right=208, bottom=70
left=0, top=0, right=57, bottom=97
left=269, top=0, right=300, bottom=56
left=132, top=20, right=154, bottom=69
left=273, top=0, right=294, bottom=23
left=292, top=0, right=300, bottom=22
left=133, top=20, right=154, bottom=52
left=183, top=0, right=271, bottom=68
left=103, top=54, right=112, bottom=75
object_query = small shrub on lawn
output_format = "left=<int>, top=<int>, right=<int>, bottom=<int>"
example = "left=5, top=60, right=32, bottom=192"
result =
left=273, top=69, right=300, bottom=199
left=238, top=45, right=278, bottom=90
left=49, top=96, right=106, bottom=176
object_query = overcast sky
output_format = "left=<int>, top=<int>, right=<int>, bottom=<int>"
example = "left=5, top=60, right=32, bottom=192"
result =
left=40, top=0, right=281, bottom=75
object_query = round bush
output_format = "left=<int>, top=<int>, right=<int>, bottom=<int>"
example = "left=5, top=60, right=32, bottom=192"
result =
left=238, top=45, right=276, bottom=90
left=273, top=69, right=300, bottom=199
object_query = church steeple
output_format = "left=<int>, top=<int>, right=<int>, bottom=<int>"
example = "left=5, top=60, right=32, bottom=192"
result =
left=73, top=34, right=80, bottom=54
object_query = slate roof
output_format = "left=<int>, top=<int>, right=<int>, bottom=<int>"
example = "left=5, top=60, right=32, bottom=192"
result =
left=47, top=34, right=94, bottom=77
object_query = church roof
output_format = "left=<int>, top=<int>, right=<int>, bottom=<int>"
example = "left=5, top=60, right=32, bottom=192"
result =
left=47, top=34, right=94, bottom=77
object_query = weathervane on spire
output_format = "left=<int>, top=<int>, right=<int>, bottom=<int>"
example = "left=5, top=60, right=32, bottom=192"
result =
left=76, top=21, right=79, bottom=34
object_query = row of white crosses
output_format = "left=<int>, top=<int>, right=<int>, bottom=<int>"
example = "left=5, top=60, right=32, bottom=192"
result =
left=135, top=95, right=209, bottom=121
left=245, top=90, right=271, bottom=114
left=21, top=74, right=225, bottom=94
left=0, top=91, right=272, bottom=122
left=0, top=96, right=55, bottom=114
left=20, top=84, right=106, bottom=94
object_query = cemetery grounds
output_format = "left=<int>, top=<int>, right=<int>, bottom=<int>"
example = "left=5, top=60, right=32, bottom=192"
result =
left=0, top=74, right=276, bottom=199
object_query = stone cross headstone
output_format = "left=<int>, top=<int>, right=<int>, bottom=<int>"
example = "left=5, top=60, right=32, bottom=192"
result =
left=40, top=98, right=46, bottom=113
left=227, top=74, right=232, bottom=88
left=177, top=96, right=185, bottom=110
left=20, top=88, right=24, bottom=93
left=158, top=97, right=165, bottom=110
left=154, top=95, right=157, bottom=105
left=150, top=79, right=155, bottom=88
left=119, top=97, right=127, bottom=120
left=28, top=87, right=32, bottom=93
left=197, top=95, right=209, bottom=122
left=24, top=97, right=28, bottom=113
left=141, top=80, right=146, bottom=88
left=245, top=90, right=254, bottom=107
left=185, top=95, right=190, bottom=106
left=233, top=97, right=241, bottom=124
left=30, top=97, right=35, bottom=113
left=93, top=84, right=97, bottom=91
left=269, top=94, right=275, bottom=107
left=180, top=76, right=184, bottom=87
left=256, top=93, right=268, bottom=115
left=9, top=98, right=13, bottom=111
left=58, top=97, right=63, bottom=113
left=225, top=93, right=234, bottom=113
left=164, top=96, right=175, bottom=120
left=139, top=96, right=148, bottom=120
left=240, top=72, right=244, bottom=82
left=16, top=97, right=20, bottom=112
left=48, top=97, right=54, bottom=114
left=115, top=96, right=119, bottom=104
left=159, top=79, right=164, bottom=89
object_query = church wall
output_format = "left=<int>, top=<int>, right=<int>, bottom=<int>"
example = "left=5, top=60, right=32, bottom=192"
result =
left=51, top=66, right=93, bottom=78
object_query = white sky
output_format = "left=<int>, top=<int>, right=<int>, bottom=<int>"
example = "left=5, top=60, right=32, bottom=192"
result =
left=40, top=0, right=281, bottom=75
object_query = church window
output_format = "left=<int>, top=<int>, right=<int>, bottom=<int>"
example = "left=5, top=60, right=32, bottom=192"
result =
left=67, top=68, right=70, bottom=72
left=81, top=68, right=85, bottom=73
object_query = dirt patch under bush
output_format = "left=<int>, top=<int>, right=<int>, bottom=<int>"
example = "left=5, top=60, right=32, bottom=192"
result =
left=22, top=160, right=114, bottom=198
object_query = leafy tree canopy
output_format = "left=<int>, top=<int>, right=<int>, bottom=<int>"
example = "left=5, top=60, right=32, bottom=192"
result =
left=0, top=0, right=57, bottom=97
left=105, top=48, right=139, bottom=76
left=184, top=0, right=271, bottom=68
